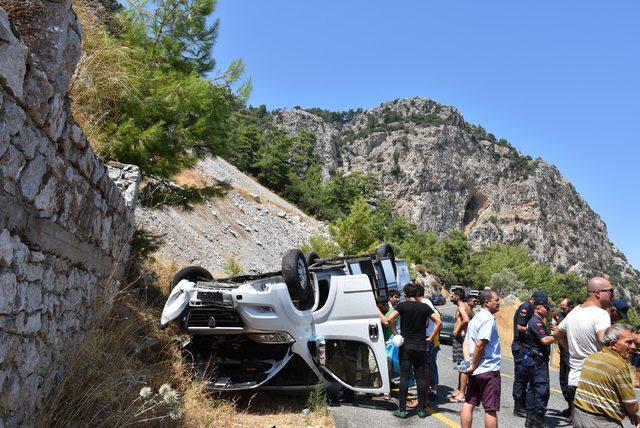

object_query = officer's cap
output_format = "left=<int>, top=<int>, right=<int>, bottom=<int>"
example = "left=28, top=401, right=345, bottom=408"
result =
left=611, top=299, right=630, bottom=320
left=533, top=294, right=549, bottom=309
left=532, top=291, right=547, bottom=299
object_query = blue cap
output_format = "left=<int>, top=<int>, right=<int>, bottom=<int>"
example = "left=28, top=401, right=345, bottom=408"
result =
left=533, top=294, right=550, bottom=308
left=611, top=299, right=630, bottom=320
left=532, top=291, right=547, bottom=299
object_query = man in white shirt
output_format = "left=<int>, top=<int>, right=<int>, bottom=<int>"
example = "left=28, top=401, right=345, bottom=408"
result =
left=460, top=289, right=501, bottom=428
left=553, top=276, right=613, bottom=418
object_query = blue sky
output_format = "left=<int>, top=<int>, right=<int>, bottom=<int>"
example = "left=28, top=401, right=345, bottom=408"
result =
left=213, top=0, right=639, bottom=269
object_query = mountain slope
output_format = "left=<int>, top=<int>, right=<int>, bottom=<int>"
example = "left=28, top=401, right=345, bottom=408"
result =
left=273, top=97, right=638, bottom=292
left=136, top=156, right=323, bottom=275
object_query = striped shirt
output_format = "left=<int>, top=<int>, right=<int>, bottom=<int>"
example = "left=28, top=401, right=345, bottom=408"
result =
left=574, top=347, right=637, bottom=422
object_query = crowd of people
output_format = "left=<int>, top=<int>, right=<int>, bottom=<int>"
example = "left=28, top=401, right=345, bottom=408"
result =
left=375, top=274, right=640, bottom=428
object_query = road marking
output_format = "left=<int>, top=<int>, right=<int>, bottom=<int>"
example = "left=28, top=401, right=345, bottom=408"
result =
left=425, top=406, right=461, bottom=428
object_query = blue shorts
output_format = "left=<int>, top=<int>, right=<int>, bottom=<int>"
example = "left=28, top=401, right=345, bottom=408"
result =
left=425, top=344, right=439, bottom=384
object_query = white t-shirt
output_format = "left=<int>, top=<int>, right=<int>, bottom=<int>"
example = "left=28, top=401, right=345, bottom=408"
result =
left=422, top=299, right=437, bottom=336
left=558, top=305, right=611, bottom=386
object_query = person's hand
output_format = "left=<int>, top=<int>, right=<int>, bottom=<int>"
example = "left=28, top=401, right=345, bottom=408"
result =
left=425, top=336, right=433, bottom=344
left=550, top=323, right=558, bottom=334
left=464, top=364, right=476, bottom=376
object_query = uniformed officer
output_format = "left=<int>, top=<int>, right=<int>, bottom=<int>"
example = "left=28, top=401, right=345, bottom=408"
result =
left=523, top=294, right=556, bottom=428
left=556, top=298, right=573, bottom=417
left=512, top=291, right=547, bottom=417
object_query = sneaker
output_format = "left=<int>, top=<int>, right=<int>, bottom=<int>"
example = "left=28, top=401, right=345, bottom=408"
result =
left=514, top=403, right=527, bottom=418
left=418, top=410, right=428, bottom=418
left=393, top=410, right=408, bottom=419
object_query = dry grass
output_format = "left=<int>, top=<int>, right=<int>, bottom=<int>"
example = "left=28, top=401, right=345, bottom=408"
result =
left=69, top=0, right=141, bottom=154
left=38, top=255, right=333, bottom=427
left=173, top=169, right=211, bottom=189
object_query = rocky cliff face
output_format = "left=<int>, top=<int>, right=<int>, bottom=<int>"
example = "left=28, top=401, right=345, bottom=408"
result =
left=274, top=98, right=638, bottom=287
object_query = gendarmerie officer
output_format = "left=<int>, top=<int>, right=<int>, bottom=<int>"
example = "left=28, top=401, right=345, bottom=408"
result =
left=556, top=298, right=574, bottom=417
left=512, top=291, right=547, bottom=417
left=523, top=294, right=556, bottom=428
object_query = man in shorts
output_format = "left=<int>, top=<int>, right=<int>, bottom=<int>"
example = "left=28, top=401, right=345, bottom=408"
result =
left=449, top=288, right=472, bottom=402
left=460, top=289, right=501, bottom=428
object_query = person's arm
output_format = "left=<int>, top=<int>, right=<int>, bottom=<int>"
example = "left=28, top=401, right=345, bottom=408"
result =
left=433, top=311, right=442, bottom=337
left=426, top=313, right=442, bottom=343
left=378, top=308, right=389, bottom=326
left=614, top=364, right=639, bottom=424
left=453, top=311, right=461, bottom=337
left=624, top=402, right=639, bottom=418
left=595, top=311, right=611, bottom=347
left=554, top=318, right=569, bottom=350
left=515, top=304, right=530, bottom=334
left=540, top=335, right=555, bottom=345
left=628, top=410, right=640, bottom=428
left=465, top=339, right=488, bottom=374
left=387, top=310, right=399, bottom=335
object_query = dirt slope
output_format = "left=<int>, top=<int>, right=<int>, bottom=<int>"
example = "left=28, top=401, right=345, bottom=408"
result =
left=136, top=156, right=324, bottom=276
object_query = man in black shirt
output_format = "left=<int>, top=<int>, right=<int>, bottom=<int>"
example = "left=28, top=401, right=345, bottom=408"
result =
left=387, top=283, right=441, bottom=419
left=556, top=298, right=573, bottom=417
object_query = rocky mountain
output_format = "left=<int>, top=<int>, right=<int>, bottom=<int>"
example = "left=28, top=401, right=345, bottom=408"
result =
left=136, top=156, right=323, bottom=276
left=273, top=97, right=638, bottom=291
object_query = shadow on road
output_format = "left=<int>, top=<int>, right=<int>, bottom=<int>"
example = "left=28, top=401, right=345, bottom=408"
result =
left=545, top=410, right=572, bottom=428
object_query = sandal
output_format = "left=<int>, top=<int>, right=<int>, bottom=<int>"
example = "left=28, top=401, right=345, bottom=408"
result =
left=448, top=396, right=465, bottom=403
left=407, top=399, right=419, bottom=408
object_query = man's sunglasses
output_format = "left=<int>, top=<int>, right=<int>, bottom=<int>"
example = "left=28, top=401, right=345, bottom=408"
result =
left=597, top=288, right=614, bottom=297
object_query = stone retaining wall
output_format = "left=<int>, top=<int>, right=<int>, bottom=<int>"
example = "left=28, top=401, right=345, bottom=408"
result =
left=0, top=2, right=139, bottom=425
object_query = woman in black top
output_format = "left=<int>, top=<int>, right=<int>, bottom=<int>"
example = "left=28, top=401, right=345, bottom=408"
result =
left=387, top=282, right=441, bottom=418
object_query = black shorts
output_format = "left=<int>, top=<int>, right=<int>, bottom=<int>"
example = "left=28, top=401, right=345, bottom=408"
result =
left=452, top=335, right=464, bottom=364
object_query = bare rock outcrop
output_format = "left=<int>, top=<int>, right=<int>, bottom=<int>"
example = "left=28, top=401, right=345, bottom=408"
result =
left=273, top=98, right=638, bottom=289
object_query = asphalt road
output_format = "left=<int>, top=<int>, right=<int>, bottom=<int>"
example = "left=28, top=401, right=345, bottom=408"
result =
left=330, top=303, right=637, bottom=428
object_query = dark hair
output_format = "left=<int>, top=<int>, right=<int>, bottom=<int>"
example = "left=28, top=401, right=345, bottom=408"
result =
left=453, top=289, right=466, bottom=300
left=414, top=283, right=425, bottom=297
left=403, top=283, right=417, bottom=298
left=376, top=296, right=388, bottom=306
left=389, top=289, right=400, bottom=298
left=565, top=298, right=574, bottom=308
left=479, top=289, right=496, bottom=306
